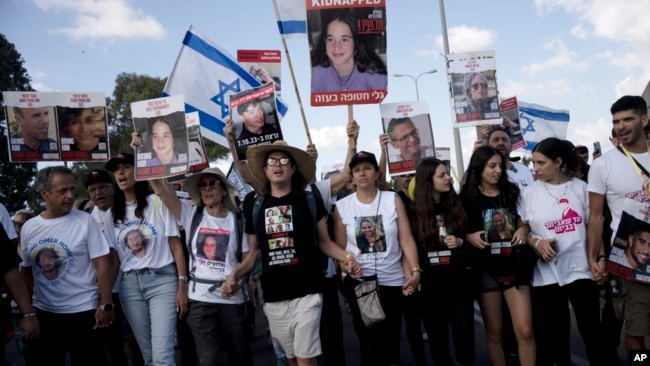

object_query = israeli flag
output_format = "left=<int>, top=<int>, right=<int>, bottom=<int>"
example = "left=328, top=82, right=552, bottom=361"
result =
left=163, top=26, right=288, bottom=147
left=272, top=0, right=307, bottom=38
left=519, top=101, right=570, bottom=152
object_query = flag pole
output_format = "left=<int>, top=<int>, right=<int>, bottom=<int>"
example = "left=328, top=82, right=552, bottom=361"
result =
left=347, top=105, right=356, bottom=148
left=281, top=37, right=313, bottom=146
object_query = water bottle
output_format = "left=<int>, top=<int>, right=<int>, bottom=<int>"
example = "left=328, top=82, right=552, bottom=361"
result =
left=609, top=277, right=621, bottom=299
left=436, top=215, right=446, bottom=243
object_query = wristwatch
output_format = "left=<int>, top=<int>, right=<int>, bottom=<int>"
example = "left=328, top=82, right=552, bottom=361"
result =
left=178, top=275, right=189, bottom=282
left=100, top=304, right=114, bottom=311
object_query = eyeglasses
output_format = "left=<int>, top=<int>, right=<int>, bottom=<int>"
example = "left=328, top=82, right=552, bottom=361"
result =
left=266, top=157, right=291, bottom=167
left=471, top=82, right=488, bottom=90
left=197, top=180, right=221, bottom=191
left=393, top=129, right=419, bottom=144
left=13, top=221, right=25, bottom=229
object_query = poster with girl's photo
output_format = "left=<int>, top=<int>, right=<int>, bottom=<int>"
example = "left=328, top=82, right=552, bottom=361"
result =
left=380, top=101, right=435, bottom=175
left=307, top=1, right=388, bottom=106
left=237, top=49, right=282, bottom=96
left=167, top=111, right=209, bottom=183
left=3, top=91, right=60, bottom=162
left=448, top=51, right=501, bottom=127
left=607, top=199, right=650, bottom=284
left=230, top=83, right=282, bottom=161
left=54, top=92, right=109, bottom=161
left=131, top=95, right=190, bottom=180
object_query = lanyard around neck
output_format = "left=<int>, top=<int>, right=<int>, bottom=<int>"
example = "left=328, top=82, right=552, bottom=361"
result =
left=620, top=144, right=650, bottom=199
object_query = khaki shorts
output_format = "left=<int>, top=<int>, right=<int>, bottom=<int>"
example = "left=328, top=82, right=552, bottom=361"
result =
left=263, top=293, right=323, bottom=359
left=612, top=277, right=650, bottom=337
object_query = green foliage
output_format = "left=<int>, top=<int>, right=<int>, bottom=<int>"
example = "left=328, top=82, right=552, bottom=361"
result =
left=0, top=33, right=38, bottom=214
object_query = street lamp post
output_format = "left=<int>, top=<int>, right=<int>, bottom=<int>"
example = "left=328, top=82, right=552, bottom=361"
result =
left=393, top=69, right=437, bottom=100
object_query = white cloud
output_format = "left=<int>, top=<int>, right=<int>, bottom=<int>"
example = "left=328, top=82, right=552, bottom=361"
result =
left=309, top=125, right=348, bottom=149
left=442, top=26, right=497, bottom=54
left=32, top=0, right=165, bottom=41
left=570, top=24, right=587, bottom=39
left=500, top=78, right=574, bottom=101
left=519, top=39, right=585, bottom=76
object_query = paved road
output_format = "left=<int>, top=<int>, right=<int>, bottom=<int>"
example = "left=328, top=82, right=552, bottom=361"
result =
left=3, top=294, right=629, bottom=365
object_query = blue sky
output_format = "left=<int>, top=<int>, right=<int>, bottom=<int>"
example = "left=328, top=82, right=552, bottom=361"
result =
left=2, top=0, right=649, bottom=177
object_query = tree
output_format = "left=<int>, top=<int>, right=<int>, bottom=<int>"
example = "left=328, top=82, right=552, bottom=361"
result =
left=0, top=33, right=38, bottom=214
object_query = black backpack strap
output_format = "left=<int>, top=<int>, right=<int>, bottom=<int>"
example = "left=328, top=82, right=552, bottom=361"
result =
left=617, top=146, right=650, bottom=176
left=186, top=206, right=204, bottom=286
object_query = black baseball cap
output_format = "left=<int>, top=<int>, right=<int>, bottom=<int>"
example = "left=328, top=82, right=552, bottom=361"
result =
left=105, top=153, right=134, bottom=172
left=349, top=151, right=379, bottom=170
left=84, top=169, right=113, bottom=187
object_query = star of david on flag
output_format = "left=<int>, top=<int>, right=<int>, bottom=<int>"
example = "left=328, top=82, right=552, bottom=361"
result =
left=163, top=26, right=288, bottom=148
left=518, top=101, right=569, bottom=152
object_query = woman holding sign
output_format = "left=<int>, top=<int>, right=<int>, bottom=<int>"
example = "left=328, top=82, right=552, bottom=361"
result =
left=311, top=10, right=387, bottom=92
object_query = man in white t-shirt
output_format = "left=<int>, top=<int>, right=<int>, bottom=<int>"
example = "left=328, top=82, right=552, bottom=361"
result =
left=20, top=166, right=113, bottom=365
left=588, top=95, right=650, bottom=358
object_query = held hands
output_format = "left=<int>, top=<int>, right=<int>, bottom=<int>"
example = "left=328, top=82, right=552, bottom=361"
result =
left=94, top=306, right=115, bottom=329
left=402, top=271, right=421, bottom=296
left=511, top=227, right=529, bottom=246
left=18, top=316, right=40, bottom=341
left=342, top=253, right=362, bottom=279
left=176, top=281, right=188, bottom=319
left=590, top=259, right=607, bottom=283
left=221, top=274, right=242, bottom=299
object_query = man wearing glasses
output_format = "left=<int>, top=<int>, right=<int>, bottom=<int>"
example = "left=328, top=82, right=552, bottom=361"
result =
left=387, top=117, right=434, bottom=162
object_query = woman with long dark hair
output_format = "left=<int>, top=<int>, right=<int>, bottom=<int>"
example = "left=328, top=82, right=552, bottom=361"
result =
left=460, top=146, right=535, bottom=366
left=106, top=152, right=188, bottom=365
left=410, top=158, right=476, bottom=365
left=310, top=10, right=387, bottom=92
left=519, top=138, right=601, bottom=365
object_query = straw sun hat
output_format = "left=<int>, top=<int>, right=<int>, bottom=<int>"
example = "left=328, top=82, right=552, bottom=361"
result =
left=246, top=140, right=315, bottom=185
left=184, top=167, right=240, bottom=213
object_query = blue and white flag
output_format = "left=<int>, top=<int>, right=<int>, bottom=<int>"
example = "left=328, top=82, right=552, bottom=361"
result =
left=519, top=101, right=570, bottom=152
left=272, top=0, right=307, bottom=38
left=163, top=26, right=288, bottom=147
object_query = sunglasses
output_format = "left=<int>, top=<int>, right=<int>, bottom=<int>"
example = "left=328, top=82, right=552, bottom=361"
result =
left=197, top=180, right=221, bottom=191
left=471, top=82, right=488, bottom=90
left=266, top=157, right=291, bottom=167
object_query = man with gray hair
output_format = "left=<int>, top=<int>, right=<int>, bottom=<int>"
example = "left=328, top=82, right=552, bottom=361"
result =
left=19, top=166, right=114, bottom=365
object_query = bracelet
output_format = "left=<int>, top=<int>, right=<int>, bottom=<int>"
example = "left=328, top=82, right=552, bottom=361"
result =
left=457, top=238, right=464, bottom=247
left=597, top=255, right=607, bottom=262
left=178, top=275, right=188, bottom=282
left=534, top=239, right=541, bottom=249
left=412, top=265, right=423, bottom=273
left=22, top=311, right=37, bottom=318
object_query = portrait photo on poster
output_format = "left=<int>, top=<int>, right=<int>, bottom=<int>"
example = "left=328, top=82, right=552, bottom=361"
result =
left=57, top=105, right=109, bottom=161
left=307, top=2, right=388, bottom=106
left=133, top=110, right=190, bottom=180
left=230, top=83, right=283, bottom=161
left=380, top=101, right=435, bottom=176
left=607, top=211, right=650, bottom=284
left=448, top=51, right=501, bottom=127
left=3, top=91, right=60, bottom=162
left=237, top=49, right=282, bottom=96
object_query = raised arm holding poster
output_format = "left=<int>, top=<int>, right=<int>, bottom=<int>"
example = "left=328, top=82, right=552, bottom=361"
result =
left=448, top=51, right=501, bottom=127
left=475, top=96, right=527, bottom=150
left=55, top=92, right=109, bottom=161
left=3, top=91, right=59, bottom=162
left=131, top=95, right=190, bottom=180
left=307, top=1, right=387, bottom=106
left=380, top=101, right=435, bottom=175
left=230, top=82, right=282, bottom=161
left=237, top=50, right=282, bottom=96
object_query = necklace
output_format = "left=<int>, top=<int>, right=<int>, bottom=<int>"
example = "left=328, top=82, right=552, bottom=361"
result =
left=479, top=185, right=498, bottom=196
left=333, top=67, right=353, bottom=90
left=542, top=180, right=568, bottom=202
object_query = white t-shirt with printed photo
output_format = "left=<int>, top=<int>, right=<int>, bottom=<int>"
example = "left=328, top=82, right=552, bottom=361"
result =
left=179, top=201, right=249, bottom=304
left=111, top=195, right=179, bottom=272
left=519, top=178, right=591, bottom=286
left=20, top=209, right=110, bottom=313
left=336, top=190, right=405, bottom=286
